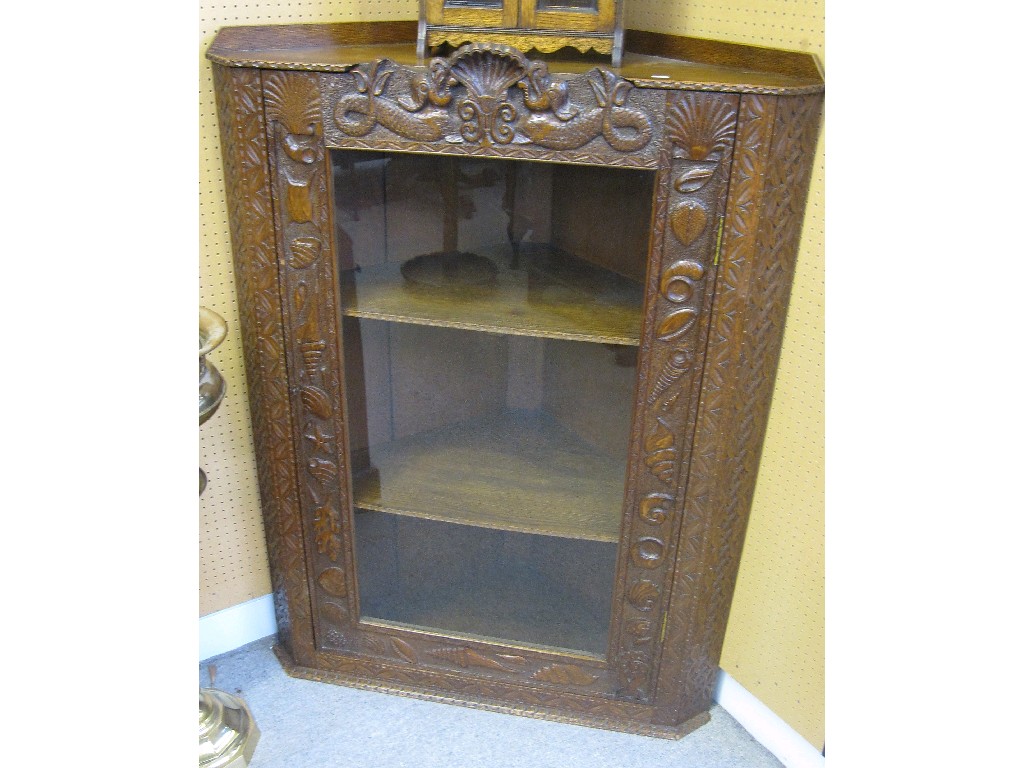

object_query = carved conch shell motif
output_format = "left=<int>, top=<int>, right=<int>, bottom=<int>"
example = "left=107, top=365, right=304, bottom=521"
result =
left=628, top=580, right=661, bottom=611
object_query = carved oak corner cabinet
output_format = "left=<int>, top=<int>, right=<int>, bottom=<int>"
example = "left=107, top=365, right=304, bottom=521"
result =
left=208, top=21, right=823, bottom=738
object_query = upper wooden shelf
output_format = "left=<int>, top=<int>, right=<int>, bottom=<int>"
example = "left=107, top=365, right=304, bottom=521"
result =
left=207, top=21, right=824, bottom=95
left=340, top=247, right=644, bottom=346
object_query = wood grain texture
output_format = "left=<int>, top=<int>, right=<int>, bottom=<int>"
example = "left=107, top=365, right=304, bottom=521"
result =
left=207, top=22, right=823, bottom=95
left=652, top=92, right=824, bottom=726
left=608, top=90, right=739, bottom=704
left=321, top=46, right=665, bottom=167
left=353, top=411, right=626, bottom=541
left=274, top=644, right=712, bottom=739
left=211, top=64, right=315, bottom=662
left=264, top=70, right=362, bottom=651
left=341, top=254, right=643, bottom=345
left=211, top=25, right=823, bottom=735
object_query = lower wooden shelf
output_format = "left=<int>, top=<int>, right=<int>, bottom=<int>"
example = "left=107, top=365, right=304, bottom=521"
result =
left=354, top=510, right=617, bottom=656
left=352, top=410, right=627, bottom=542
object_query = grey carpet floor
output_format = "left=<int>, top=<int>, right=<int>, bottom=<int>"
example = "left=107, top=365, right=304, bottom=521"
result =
left=200, top=636, right=782, bottom=768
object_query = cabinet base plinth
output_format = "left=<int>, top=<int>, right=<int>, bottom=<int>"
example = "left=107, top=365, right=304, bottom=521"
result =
left=272, top=643, right=710, bottom=739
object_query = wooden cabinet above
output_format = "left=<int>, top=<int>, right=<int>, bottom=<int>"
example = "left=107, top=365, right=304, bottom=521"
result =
left=420, top=0, right=622, bottom=61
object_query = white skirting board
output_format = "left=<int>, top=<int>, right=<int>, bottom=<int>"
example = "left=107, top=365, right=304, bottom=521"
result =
left=714, top=671, right=825, bottom=768
left=199, top=594, right=278, bottom=661
left=199, top=595, right=823, bottom=766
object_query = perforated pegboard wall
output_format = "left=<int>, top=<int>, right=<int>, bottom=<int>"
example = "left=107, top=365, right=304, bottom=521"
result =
left=198, top=0, right=823, bottom=749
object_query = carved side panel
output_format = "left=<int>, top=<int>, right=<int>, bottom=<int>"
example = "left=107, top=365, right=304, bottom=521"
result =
left=211, top=64, right=315, bottom=662
left=653, top=92, right=824, bottom=725
left=321, top=43, right=665, bottom=168
left=263, top=71, right=358, bottom=650
left=610, top=92, right=740, bottom=703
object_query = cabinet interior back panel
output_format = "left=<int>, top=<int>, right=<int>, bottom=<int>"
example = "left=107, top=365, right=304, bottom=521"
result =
left=198, top=0, right=824, bottom=749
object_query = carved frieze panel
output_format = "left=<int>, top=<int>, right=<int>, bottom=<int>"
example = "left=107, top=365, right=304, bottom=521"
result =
left=332, top=622, right=616, bottom=695
left=611, top=91, right=740, bottom=703
left=320, top=43, right=665, bottom=168
left=263, top=71, right=359, bottom=643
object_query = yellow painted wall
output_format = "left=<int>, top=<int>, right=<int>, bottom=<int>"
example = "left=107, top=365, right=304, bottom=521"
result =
left=199, top=0, right=824, bottom=749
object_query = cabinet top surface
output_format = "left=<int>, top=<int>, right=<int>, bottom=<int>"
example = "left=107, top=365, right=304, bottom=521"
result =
left=207, top=21, right=823, bottom=95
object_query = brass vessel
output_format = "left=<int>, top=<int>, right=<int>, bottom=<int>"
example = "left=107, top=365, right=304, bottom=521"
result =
left=199, top=307, right=261, bottom=767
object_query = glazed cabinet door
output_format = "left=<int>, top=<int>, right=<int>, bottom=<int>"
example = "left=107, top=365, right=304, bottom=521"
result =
left=424, top=0, right=519, bottom=31
left=259, top=57, right=740, bottom=724
left=519, top=0, right=616, bottom=34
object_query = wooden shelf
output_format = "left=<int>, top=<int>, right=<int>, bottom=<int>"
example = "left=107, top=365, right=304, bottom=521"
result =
left=353, top=411, right=627, bottom=542
left=340, top=248, right=644, bottom=346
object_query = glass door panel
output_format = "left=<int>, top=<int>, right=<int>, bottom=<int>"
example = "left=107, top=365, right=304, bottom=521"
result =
left=424, top=0, right=518, bottom=29
left=519, top=0, right=613, bottom=32
left=332, top=149, right=654, bottom=656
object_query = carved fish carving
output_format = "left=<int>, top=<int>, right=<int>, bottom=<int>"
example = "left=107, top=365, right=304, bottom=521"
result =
left=300, top=340, right=327, bottom=378
left=626, top=619, right=654, bottom=645
left=428, top=646, right=517, bottom=672
left=531, top=664, right=599, bottom=686
left=522, top=69, right=651, bottom=152
left=390, top=638, right=418, bottom=664
left=335, top=60, right=447, bottom=142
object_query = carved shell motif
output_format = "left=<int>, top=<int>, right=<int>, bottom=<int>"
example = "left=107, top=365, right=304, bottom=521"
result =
left=448, top=44, right=529, bottom=99
left=666, top=95, right=737, bottom=162
left=263, top=73, right=322, bottom=136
